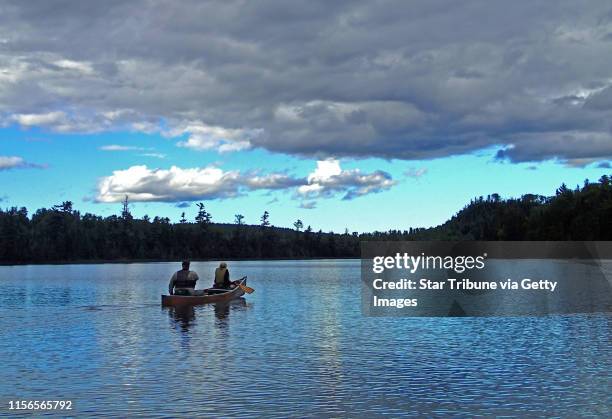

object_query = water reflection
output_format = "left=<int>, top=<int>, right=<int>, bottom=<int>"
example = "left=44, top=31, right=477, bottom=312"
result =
left=214, top=303, right=230, bottom=326
left=165, top=297, right=248, bottom=333
left=214, top=298, right=247, bottom=327
left=0, top=261, right=609, bottom=417
left=167, top=306, right=197, bottom=332
left=166, top=305, right=197, bottom=351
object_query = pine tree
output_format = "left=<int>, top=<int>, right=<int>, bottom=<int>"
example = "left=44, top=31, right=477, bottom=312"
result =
left=195, top=202, right=212, bottom=225
left=53, top=201, right=73, bottom=213
left=121, top=195, right=132, bottom=220
left=293, top=219, right=303, bottom=231
left=260, top=210, right=270, bottom=227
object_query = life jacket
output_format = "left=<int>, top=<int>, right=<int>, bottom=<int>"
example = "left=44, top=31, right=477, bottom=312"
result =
left=214, top=267, right=228, bottom=287
left=175, top=269, right=196, bottom=289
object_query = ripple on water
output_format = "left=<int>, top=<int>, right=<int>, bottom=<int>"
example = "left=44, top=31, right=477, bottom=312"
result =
left=0, top=261, right=610, bottom=417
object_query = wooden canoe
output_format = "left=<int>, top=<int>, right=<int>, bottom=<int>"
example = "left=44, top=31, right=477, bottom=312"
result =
left=161, top=276, right=248, bottom=306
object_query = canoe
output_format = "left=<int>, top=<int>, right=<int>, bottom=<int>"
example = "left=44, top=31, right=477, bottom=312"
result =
left=161, top=276, right=248, bottom=306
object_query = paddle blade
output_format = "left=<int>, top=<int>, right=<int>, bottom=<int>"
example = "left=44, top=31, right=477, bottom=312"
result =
left=239, top=284, right=255, bottom=294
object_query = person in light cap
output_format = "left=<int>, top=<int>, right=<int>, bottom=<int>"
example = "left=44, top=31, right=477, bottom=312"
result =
left=214, top=262, right=232, bottom=289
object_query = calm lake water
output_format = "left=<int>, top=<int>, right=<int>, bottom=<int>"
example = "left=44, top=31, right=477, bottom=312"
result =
left=0, top=260, right=610, bottom=417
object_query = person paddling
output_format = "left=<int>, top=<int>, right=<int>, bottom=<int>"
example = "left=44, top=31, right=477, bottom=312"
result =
left=168, top=260, right=199, bottom=295
left=214, top=262, right=232, bottom=289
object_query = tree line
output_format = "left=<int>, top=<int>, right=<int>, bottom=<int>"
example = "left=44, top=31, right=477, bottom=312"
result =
left=0, top=199, right=358, bottom=263
left=404, top=174, right=612, bottom=241
left=1, top=175, right=612, bottom=263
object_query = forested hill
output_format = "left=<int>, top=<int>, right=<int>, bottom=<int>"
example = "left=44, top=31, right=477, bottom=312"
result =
left=1, top=175, right=612, bottom=263
left=0, top=205, right=361, bottom=263
left=405, top=174, right=612, bottom=241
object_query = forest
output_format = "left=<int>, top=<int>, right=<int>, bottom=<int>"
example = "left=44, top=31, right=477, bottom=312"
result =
left=1, top=175, right=611, bottom=264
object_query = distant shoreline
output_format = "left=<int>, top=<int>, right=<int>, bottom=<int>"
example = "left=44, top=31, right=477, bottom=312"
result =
left=4, top=177, right=612, bottom=266
left=0, top=256, right=359, bottom=267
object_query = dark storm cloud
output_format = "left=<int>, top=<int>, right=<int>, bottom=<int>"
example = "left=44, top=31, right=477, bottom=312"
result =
left=2, top=1, right=612, bottom=162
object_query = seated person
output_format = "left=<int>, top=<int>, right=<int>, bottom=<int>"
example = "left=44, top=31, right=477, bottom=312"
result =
left=213, top=262, right=233, bottom=289
left=168, top=260, right=199, bottom=295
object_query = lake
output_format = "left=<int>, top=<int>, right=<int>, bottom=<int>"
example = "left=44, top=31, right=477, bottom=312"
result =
left=0, top=260, right=610, bottom=417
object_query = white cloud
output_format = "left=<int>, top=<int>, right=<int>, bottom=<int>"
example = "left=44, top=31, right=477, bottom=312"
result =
left=404, top=167, right=428, bottom=178
left=0, top=155, right=44, bottom=170
left=308, top=159, right=343, bottom=182
left=53, top=59, right=94, bottom=75
left=0, top=156, right=24, bottom=170
left=99, top=145, right=145, bottom=151
left=298, top=159, right=395, bottom=200
left=171, top=121, right=260, bottom=153
left=299, top=201, right=317, bottom=209
left=97, top=165, right=239, bottom=203
left=245, top=173, right=304, bottom=189
left=140, top=152, right=166, bottom=159
left=96, top=165, right=301, bottom=203
left=131, top=121, right=160, bottom=134
left=12, top=112, right=66, bottom=127
left=95, top=160, right=396, bottom=203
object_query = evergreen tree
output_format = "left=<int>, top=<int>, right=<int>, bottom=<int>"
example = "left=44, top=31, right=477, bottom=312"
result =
left=53, top=201, right=73, bottom=213
left=195, top=203, right=212, bottom=225
left=121, top=195, right=132, bottom=220
left=293, top=219, right=303, bottom=231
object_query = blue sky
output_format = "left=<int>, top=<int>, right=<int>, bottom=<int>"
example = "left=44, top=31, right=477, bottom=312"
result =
left=2, top=123, right=608, bottom=232
left=1, top=1, right=612, bottom=232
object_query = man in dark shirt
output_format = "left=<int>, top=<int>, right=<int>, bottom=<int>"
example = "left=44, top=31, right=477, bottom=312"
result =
left=168, top=260, right=199, bottom=295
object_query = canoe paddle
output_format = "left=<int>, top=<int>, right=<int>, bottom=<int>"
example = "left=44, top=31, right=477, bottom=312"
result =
left=238, top=284, right=255, bottom=294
